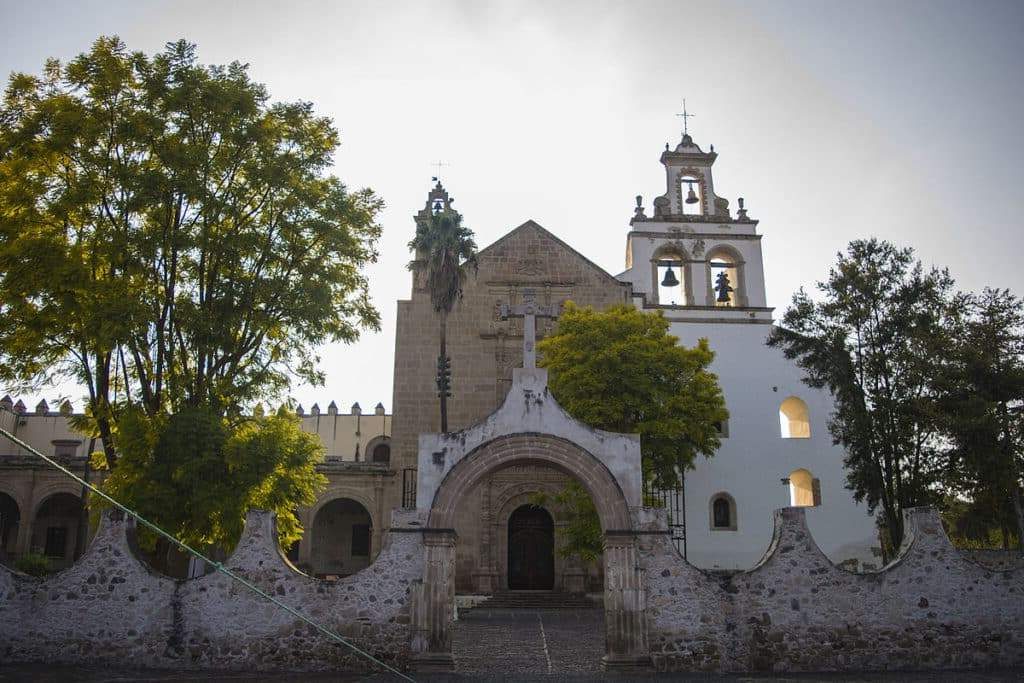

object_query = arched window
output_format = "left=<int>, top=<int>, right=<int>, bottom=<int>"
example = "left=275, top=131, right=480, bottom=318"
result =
left=653, top=247, right=688, bottom=306
left=779, top=396, right=811, bottom=438
left=788, top=468, right=821, bottom=507
left=709, top=493, right=737, bottom=531
left=372, top=443, right=391, bottom=464
left=706, top=246, right=743, bottom=307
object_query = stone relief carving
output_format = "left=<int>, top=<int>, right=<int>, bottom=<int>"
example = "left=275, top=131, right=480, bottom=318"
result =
left=514, top=258, right=543, bottom=276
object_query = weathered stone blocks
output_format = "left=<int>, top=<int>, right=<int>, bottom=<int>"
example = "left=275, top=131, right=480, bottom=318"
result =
left=0, top=508, right=426, bottom=673
left=643, top=505, right=1024, bottom=673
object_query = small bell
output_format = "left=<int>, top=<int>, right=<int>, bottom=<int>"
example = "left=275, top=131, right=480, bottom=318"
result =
left=685, top=182, right=699, bottom=205
left=661, top=266, right=680, bottom=288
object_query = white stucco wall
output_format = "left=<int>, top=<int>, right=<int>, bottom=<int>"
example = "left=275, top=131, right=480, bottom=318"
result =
left=661, top=320, right=879, bottom=570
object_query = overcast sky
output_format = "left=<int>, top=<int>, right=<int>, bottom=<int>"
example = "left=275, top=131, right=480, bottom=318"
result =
left=2, top=0, right=1023, bottom=413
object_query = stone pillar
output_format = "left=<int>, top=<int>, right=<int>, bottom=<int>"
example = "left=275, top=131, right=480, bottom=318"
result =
left=411, top=528, right=457, bottom=670
left=601, top=533, right=651, bottom=670
left=473, top=478, right=498, bottom=594
left=373, top=475, right=385, bottom=562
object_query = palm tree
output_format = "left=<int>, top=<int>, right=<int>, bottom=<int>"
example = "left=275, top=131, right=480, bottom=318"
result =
left=407, top=203, right=477, bottom=432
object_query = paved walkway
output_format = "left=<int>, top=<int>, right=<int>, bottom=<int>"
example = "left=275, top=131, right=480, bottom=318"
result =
left=452, top=607, right=605, bottom=675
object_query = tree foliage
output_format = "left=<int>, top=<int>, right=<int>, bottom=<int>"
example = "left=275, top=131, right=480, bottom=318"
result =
left=540, top=302, right=727, bottom=488
left=0, top=37, right=382, bottom=466
left=939, top=288, right=1024, bottom=550
left=536, top=303, right=727, bottom=561
left=407, top=205, right=477, bottom=315
left=768, top=239, right=958, bottom=552
left=94, top=405, right=326, bottom=552
left=406, top=204, right=477, bottom=431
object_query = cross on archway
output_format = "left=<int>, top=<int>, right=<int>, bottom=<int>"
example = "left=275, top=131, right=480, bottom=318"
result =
left=499, top=289, right=559, bottom=369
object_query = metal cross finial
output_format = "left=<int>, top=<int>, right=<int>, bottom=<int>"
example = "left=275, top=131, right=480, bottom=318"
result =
left=676, top=99, right=695, bottom=136
left=430, top=160, right=449, bottom=182
left=499, top=289, right=560, bottom=370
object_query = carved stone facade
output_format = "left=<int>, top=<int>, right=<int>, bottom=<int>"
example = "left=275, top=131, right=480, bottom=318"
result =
left=391, top=219, right=632, bottom=590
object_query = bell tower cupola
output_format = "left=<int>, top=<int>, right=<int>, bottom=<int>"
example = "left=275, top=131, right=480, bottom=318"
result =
left=620, top=109, right=770, bottom=322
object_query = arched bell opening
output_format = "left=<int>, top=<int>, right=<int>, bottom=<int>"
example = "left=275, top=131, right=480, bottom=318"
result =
left=678, top=173, right=704, bottom=216
left=705, top=245, right=745, bottom=308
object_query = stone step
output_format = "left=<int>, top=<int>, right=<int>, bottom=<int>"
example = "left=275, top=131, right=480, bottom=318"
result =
left=467, top=591, right=600, bottom=610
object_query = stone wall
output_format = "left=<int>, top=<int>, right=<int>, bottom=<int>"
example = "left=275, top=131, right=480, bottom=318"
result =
left=642, top=506, right=1024, bottom=672
left=0, top=508, right=426, bottom=673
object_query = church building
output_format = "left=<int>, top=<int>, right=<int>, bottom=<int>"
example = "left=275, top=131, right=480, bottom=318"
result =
left=0, top=127, right=880, bottom=586
left=390, top=129, right=880, bottom=594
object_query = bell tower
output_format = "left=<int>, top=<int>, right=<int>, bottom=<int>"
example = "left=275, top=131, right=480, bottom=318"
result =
left=620, top=121, right=770, bottom=322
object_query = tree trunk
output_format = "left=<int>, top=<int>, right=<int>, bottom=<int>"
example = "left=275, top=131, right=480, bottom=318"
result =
left=439, top=309, right=448, bottom=433
left=1009, top=477, right=1024, bottom=555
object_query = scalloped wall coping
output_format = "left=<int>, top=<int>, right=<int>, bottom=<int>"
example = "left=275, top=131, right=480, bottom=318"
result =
left=643, top=505, right=1024, bottom=673
left=0, top=507, right=426, bottom=672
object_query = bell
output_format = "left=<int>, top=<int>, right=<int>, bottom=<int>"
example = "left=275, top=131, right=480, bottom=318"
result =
left=661, top=267, right=680, bottom=288
left=685, top=182, right=699, bottom=205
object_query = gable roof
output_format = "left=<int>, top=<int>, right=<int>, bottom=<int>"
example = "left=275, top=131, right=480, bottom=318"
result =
left=475, top=219, right=628, bottom=289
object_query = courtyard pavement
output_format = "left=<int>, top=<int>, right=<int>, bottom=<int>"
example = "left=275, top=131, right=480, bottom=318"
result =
left=1, top=608, right=1022, bottom=681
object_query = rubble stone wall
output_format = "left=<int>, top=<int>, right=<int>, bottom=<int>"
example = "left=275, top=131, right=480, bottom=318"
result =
left=0, top=508, right=426, bottom=672
left=642, top=506, right=1024, bottom=673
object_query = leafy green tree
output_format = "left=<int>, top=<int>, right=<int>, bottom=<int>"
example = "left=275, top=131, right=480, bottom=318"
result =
left=407, top=204, right=477, bottom=432
left=940, top=288, right=1024, bottom=551
left=536, top=303, right=727, bottom=559
left=94, top=405, right=326, bottom=555
left=0, top=37, right=382, bottom=466
left=767, top=239, right=957, bottom=553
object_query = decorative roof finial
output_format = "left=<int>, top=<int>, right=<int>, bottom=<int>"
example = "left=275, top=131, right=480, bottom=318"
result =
left=676, top=99, right=695, bottom=138
left=430, top=160, right=449, bottom=184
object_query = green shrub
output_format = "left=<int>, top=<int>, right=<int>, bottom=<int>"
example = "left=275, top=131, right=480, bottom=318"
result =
left=14, top=552, right=51, bottom=577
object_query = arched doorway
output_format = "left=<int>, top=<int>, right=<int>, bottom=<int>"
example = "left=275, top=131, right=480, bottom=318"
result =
left=309, top=497, right=373, bottom=578
left=32, top=492, right=82, bottom=570
left=421, top=434, right=648, bottom=670
left=507, top=505, right=554, bottom=590
left=0, top=492, right=20, bottom=563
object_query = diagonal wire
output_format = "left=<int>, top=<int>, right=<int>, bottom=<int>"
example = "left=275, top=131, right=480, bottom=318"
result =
left=0, top=426, right=416, bottom=683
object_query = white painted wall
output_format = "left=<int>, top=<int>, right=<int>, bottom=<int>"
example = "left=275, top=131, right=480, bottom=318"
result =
left=665, top=321, right=879, bottom=569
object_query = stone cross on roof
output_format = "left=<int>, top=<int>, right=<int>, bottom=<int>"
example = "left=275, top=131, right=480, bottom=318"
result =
left=500, top=288, right=560, bottom=370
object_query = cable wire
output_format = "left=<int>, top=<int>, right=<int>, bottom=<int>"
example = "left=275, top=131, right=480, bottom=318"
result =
left=0, top=426, right=416, bottom=682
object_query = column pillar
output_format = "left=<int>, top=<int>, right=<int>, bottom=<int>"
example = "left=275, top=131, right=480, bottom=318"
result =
left=601, top=532, right=651, bottom=670
left=373, top=475, right=385, bottom=561
left=473, top=478, right=498, bottom=593
left=410, top=528, right=457, bottom=670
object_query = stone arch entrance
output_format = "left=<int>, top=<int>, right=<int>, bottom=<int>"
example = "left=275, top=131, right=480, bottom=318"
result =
left=308, top=497, right=373, bottom=578
left=416, top=433, right=648, bottom=670
left=32, top=491, right=83, bottom=571
left=507, top=505, right=554, bottom=590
